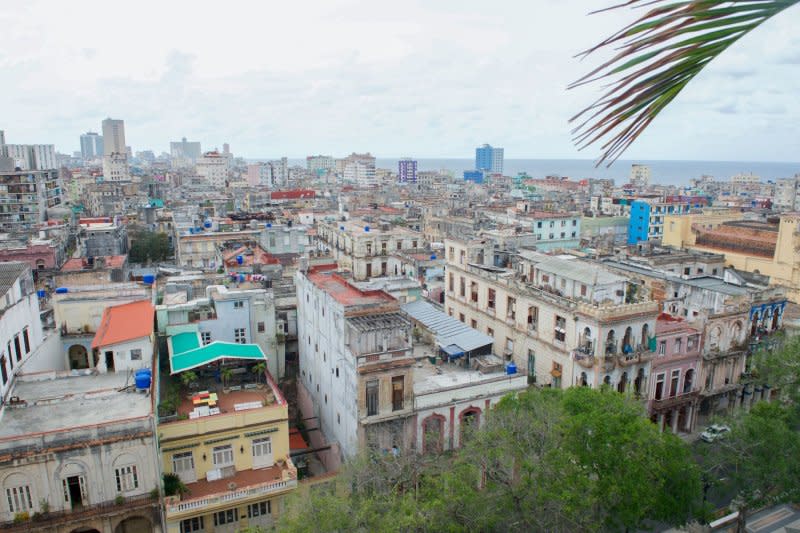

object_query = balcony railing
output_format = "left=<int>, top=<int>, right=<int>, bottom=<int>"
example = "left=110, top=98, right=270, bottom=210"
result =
left=652, top=389, right=699, bottom=411
left=165, top=472, right=297, bottom=516
left=617, top=345, right=653, bottom=366
left=573, top=351, right=595, bottom=369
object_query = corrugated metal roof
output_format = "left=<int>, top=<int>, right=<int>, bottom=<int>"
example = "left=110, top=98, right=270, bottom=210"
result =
left=402, top=299, right=494, bottom=353
left=0, top=262, right=27, bottom=299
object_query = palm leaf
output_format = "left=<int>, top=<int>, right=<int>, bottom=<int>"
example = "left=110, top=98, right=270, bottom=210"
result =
left=569, top=0, right=799, bottom=167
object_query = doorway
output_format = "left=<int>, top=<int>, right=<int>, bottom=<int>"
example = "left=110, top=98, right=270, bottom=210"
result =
left=104, top=351, right=115, bottom=372
left=66, top=475, right=85, bottom=508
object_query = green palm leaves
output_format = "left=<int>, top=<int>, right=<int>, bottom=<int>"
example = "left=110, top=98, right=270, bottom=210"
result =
left=570, top=0, right=799, bottom=166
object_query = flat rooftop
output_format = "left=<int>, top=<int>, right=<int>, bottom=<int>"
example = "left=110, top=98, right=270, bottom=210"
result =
left=0, top=372, right=151, bottom=438
left=307, top=267, right=394, bottom=307
left=411, top=344, right=515, bottom=395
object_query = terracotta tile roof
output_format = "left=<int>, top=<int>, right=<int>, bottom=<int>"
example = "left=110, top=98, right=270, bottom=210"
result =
left=271, top=189, right=315, bottom=200
left=91, top=300, right=154, bottom=349
left=61, top=255, right=127, bottom=271
left=306, top=265, right=395, bottom=307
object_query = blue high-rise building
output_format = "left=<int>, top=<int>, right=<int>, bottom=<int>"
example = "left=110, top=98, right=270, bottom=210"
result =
left=398, top=158, right=417, bottom=183
left=464, top=170, right=484, bottom=184
left=475, top=144, right=504, bottom=174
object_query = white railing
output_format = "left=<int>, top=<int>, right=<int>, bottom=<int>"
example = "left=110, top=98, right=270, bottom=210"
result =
left=167, top=477, right=297, bottom=514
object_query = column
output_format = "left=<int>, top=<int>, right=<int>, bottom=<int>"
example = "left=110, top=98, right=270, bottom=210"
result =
left=657, top=413, right=665, bottom=432
left=671, top=409, right=679, bottom=434
left=685, top=405, right=694, bottom=433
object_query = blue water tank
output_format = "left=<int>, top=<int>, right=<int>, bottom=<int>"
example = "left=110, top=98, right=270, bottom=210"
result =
left=189, top=228, right=194, bottom=234
left=135, top=368, right=152, bottom=378
left=236, top=255, right=243, bottom=265
left=506, top=362, right=518, bottom=375
left=339, top=225, right=344, bottom=230
left=430, top=254, right=437, bottom=260
left=142, top=274, right=155, bottom=284
left=238, top=274, right=245, bottom=282
left=204, top=220, right=212, bottom=228
left=55, top=287, right=68, bottom=294
left=135, top=373, right=151, bottom=390
left=266, top=223, right=272, bottom=228
left=364, top=226, right=370, bottom=232
left=37, top=289, right=46, bottom=298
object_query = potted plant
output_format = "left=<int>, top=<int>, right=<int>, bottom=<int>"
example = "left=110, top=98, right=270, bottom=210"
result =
left=221, top=367, right=234, bottom=393
left=180, top=370, right=198, bottom=397
left=251, top=361, right=267, bottom=388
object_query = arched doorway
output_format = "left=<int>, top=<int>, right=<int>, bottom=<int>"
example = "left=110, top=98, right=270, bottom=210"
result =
left=634, top=368, right=646, bottom=396
left=68, top=345, right=89, bottom=370
left=459, top=408, right=481, bottom=447
left=683, top=369, right=695, bottom=394
left=617, top=372, right=628, bottom=393
left=641, top=323, right=650, bottom=348
left=751, top=312, right=760, bottom=336
left=579, top=372, right=588, bottom=387
left=603, top=375, right=611, bottom=386
left=422, top=415, right=445, bottom=453
left=114, top=516, right=152, bottom=533
left=606, top=329, right=616, bottom=355
left=772, top=309, right=780, bottom=331
left=622, top=327, right=633, bottom=353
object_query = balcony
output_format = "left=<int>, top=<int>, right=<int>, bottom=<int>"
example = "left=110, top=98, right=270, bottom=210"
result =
left=573, top=350, right=595, bottom=369
left=165, top=460, right=298, bottom=519
left=617, top=345, right=654, bottom=367
left=651, top=389, right=699, bottom=411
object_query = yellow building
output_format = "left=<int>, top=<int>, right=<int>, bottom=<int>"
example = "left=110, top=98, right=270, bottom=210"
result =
left=663, top=212, right=800, bottom=302
left=157, top=327, right=296, bottom=533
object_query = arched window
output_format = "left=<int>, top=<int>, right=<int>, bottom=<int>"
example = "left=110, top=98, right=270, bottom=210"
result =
left=3, top=472, right=34, bottom=514
left=603, top=375, right=611, bottom=386
left=579, top=372, right=588, bottom=387
left=641, top=323, right=650, bottom=347
left=606, top=330, right=616, bottom=355
left=622, top=327, right=633, bottom=353
left=618, top=372, right=628, bottom=393
left=459, top=408, right=481, bottom=447
left=422, top=414, right=445, bottom=453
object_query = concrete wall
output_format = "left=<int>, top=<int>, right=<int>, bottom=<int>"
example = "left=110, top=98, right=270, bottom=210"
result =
left=0, top=290, right=46, bottom=399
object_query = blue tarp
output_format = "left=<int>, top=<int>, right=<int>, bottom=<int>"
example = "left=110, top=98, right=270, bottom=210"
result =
left=442, top=344, right=465, bottom=358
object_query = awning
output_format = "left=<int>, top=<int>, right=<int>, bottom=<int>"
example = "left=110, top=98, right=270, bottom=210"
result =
left=441, top=344, right=465, bottom=358
left=170, top=341, right=267, bottom=374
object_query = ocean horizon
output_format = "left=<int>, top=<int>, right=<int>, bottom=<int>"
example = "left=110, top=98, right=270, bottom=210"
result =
left=270, top=158, right=800, bottom=188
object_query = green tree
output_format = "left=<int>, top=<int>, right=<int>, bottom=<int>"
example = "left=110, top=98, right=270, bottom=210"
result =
left=571, top=1, right=799, bottom=165
left=128, top=230, right=170, bottom=263
left=753, top=333, right=800, bottom=407
left=700, top=402, right=800, bottom=532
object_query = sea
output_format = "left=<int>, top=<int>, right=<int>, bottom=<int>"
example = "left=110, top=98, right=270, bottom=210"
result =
left=283, top=158, right=800, bottom=188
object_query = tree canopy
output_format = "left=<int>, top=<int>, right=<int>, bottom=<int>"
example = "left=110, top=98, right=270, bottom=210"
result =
left=128, top=230, right=170, bottom=264
left=279, top=387, right=702, bottom=533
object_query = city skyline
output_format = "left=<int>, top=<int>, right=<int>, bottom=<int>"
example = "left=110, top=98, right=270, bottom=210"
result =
left=2, top=0, right=798, bottom=161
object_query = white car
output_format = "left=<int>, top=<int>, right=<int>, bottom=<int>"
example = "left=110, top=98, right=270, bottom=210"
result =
left=700, top=424, right=731, bottom=443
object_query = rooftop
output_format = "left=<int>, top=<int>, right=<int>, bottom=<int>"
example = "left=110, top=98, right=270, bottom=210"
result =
left=402, top=299, right=493, bottom=353
left=92, top=300, right=154, bottom=349
left=411, top=344, right=524, bottom=395
left=306, top=265, right=395, bottom=307
left=0, top=262, right=27, bottom=298
left=61, top=255, right=127, bottom=271
left=0, top=372, right=151, bottom=438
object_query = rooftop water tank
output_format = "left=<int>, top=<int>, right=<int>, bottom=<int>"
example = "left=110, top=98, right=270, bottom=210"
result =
left=55, top=287, right=68, bottom=294
left=430, top=254, right=437, bottom=260
left=364, top=226, right=370, bottom=232
left=506, top=362, right=517, bottom=375
left=236, top=255, right=243, bottom=265
left=142, top=274, right=155, bottom=285
left=204, top=220, right=212, bottom=228
left=135, top=372, right=151, bottom=390
left=266, top=223, right=272, bottom=228
left=37, top=289, right=46, bottom=298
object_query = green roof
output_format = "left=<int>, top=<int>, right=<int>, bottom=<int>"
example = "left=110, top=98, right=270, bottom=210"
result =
left=170, top=341, right=266, bottom=374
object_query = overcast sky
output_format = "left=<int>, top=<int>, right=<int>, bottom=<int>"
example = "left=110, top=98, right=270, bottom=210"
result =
left=1, top=0, right=798, bottom=161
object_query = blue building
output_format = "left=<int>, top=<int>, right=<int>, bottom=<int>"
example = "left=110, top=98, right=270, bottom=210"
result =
left=627, top=200, right=690, bottom=244
left=475, top=144, right=504, bottom=174
left=398, top=158, right=417, bottom=183
left=463, top=170, right=484, bottom=184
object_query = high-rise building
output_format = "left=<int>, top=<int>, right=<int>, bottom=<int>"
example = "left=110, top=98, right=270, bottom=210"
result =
left=1, top=144, right=56, bottom=171
left=170, top=137, right=202, bottom=167
left=80, top=132, right=104, bottom=160
left=629, top=164, right=651, bottom=187
left=0, top=159, right=63, bottom=231
left=342, top=152, right=376, bottom=186
left=101, top=118, right=129, bottom=181
left=247, top=158, right=287, bottom=188
left=306, top=155, right=334, bottom=175
left=196, top=151, right=230, bottom=187
left=101, top=118, right=126, bottom=156
left=0, top=130, right=5, bottom=146
left=475, top=144, right=503, bottom=174
left=398, top=158, right=418, bottom=183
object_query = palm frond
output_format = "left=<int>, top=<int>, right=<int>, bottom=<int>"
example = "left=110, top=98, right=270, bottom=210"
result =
left=570, top=0, right=799, bottom=167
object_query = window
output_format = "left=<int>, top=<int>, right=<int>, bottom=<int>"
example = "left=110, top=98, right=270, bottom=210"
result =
left=172, top=452, right=194, bottom=479
left=366, top=379, right=379, bottom=416
left=527, top=306, right=538, bottom=330
left=5, top=485, right=32, bottom=513
left=506, top=296, right=516, bottom=320
left=22, top=329, right=30, bottom=354
left=554, top=315, right=566, bottom=343
left=214, top=508, right=239, bottom=526
left=114, top=465, right=139, bottom=492
left=181, top=517, right=204, bottom=533
left=459, top=313, right=465, bottom=323
left=234, top=328, right=247, bottom=343
left=448, top=273, right=454, bottom=292
left=130, top=349, right=142, bottom=361
left=537, top=221, right=542, bottom=228
left=674, top=338, right=682, bottom=354
left=542, top=274, right=549, bottom=284
left=487, top=288, right=496, bottom=309
left=580, top=284, right=587, bottom=297
left=201, top=331, right=212, bottom=345
left=655, top=373, right=665, bottom=400
left=248, top=500, right=271, bottom=518
left=392, top=376, right=404, bottom=411
left=470, top=319, right=477, bottom=329
left=257, top=322, right=265, bottom=333
left=487, top=327, right=494, bottom=338
left=670, top=369, right=680, bottom=397
left=459, top=277, right=465, bottom=297
left=233, top=300, right=244, bottom=309
left=13, top=335, right=21, bottom=362
left=252, top=437, right=273, bottom=468
left=212, top=445, right=234, bottom=467
left=659, top=341, right=666, bottom=355
left=0, top=356, right=7, bottom=385
left=470, top=281, right=478, bottom=302
left=573, top=219, right=577, bottom=226
left=505, top=338, right=514, bottom=355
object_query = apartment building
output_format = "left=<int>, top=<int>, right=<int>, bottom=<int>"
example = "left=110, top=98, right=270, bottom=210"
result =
left=0, top=160, right=63, bottom=233
left=157, top=329, right=296, bottom=533
left=78, top=217, right=129, bottom=257
left=444, top=238, right=659, bottom=395
left=196, top=152, right=230, bottom=188
left=317, top=219, right=425, bottom=281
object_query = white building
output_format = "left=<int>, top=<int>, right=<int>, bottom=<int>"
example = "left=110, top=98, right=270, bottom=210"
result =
left=102, top=152, right=131, bottom=181
left=0, top=263, right=46, bottom=400
left=246, top=158, right=287, bottom=188
left=1, top=144, right=56, bottom=171
left=773, top=176, right=800, bottom=211
left=629, top=164, right=651, bottom=187
left=91, top=300, right=155, bottom=374
left=342, top=153, right=376, bottom=186
left=196, top=151, right=229, bottom=187
left=101, top=118, right=126, bottom=156
left=306, top=155, right=334, bottom=175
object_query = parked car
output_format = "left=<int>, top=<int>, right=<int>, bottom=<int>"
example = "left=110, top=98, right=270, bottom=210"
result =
left=700, top=424, right=731, bottom=443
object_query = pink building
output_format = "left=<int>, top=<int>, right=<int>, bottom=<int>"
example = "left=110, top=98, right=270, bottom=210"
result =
left=648, top=315, right=702, bottom=434
left=0, top=241, right=64, bottom=273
